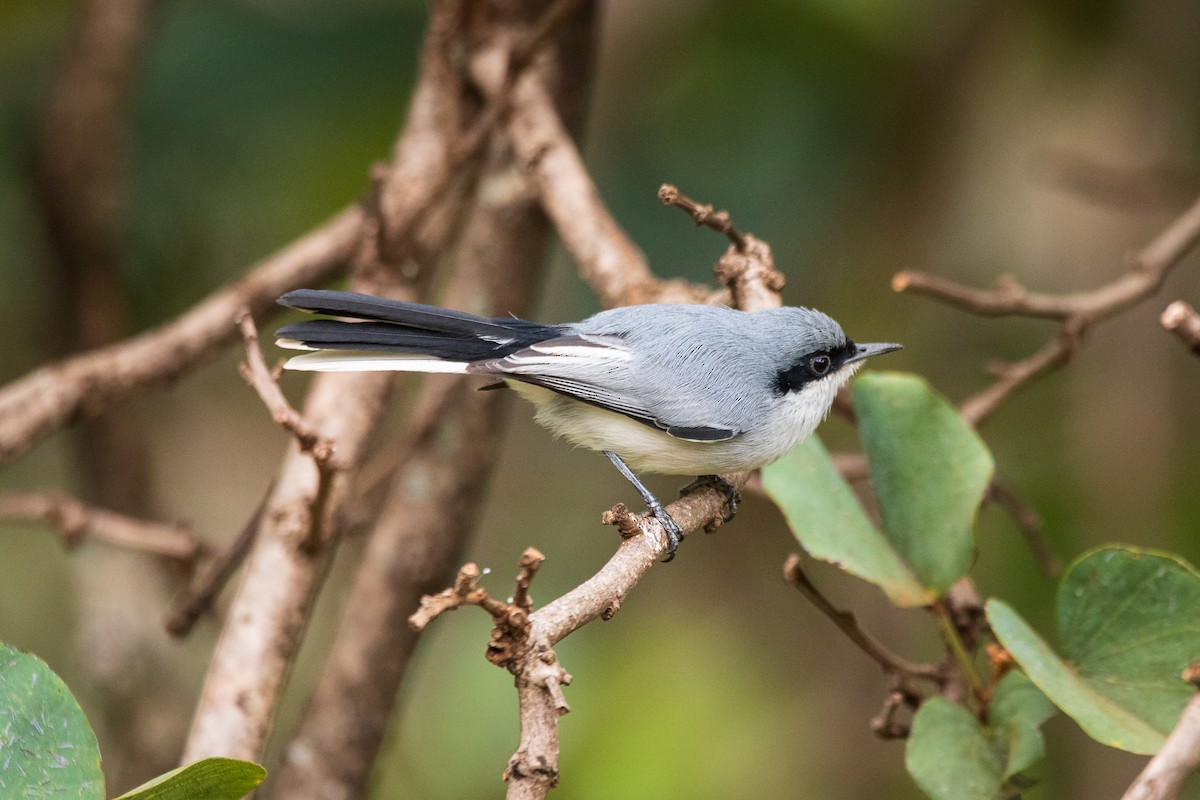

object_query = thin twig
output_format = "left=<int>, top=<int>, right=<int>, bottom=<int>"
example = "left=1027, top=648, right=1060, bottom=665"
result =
left=0, top=490, right=205, bottom=563
left=1162, top=301, right=1200, bottom=357
left=958, top=332, right=1077, bottom=427
left=409, top=563, right=506, bottom=630
left=869, top=678, right=923, bottom=740
left=1120, top=663, right=1200, bottom=800
left=658, top=184, right=785, bottom=311
left=236, top=310, right=340, bottom=469
left=658, top=183, right=747, bottom=250
left=783, top=554, right=943, bottom=683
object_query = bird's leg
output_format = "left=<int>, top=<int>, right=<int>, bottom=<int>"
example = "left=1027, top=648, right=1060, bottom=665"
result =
left=603, top=451, right=684, bottom=562
left=679, top=474, right=740, bottom=524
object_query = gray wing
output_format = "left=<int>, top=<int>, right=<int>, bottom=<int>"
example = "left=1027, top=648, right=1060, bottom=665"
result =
left=471, top=334, right=739, bottom=442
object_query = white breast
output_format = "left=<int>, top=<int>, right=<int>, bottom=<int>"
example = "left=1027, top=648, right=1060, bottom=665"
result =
left=505, top=370, right=853, bottom=476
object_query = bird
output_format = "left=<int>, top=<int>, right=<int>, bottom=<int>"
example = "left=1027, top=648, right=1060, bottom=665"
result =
left=275, top=289, right=901, bottom=560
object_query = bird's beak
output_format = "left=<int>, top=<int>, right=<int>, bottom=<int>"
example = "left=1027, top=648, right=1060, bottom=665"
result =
left=844, top=341, right=903, bottom=366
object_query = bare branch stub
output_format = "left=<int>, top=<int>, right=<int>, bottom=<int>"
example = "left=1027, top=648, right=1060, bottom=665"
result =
left=869, top=678, right=923, bottom=740
left=658, top=183, right=786, bottom=311
left=658, top=183, right=747, bottom=251
left=1162, top=300, right=1200, bottom=357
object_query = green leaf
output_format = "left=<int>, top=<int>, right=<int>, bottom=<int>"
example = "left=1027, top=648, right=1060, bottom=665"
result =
left=763, top=435, right=931, bottom=606
left=906, top=698, right=1002, bottom=800
left=854, top=372, right=994, bottom=596
left=905, top=672, right=1055, bottom=800
left=990, top=671, right=1056, bottom=781
left=0, top=643, right=104, bottom=799
left=112, top=758, right=266, bottom=800
left=988, top=545, right=1200, bottom=754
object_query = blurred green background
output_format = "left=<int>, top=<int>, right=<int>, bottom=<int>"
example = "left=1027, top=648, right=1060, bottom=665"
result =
left=3, top=0, right=1200, bottom=797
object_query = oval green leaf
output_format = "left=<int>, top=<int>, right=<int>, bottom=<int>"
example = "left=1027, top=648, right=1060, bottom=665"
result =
left=905, top=671, right=1054, bottom=800
left=763, top=435, right=931, bottom=607
left=987, top=545, right=1200, bottom=754
left=0, top=643, right=104, bottom=799
left=906, top=698, right=1003, bottom=800
left=854, top=372, right=994, bottom=596
left=112, top=757, right=266, bottom=800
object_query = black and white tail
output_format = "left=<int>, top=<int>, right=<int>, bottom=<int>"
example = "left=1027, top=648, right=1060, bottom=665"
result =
left=275, top=289, right=562, bottom=373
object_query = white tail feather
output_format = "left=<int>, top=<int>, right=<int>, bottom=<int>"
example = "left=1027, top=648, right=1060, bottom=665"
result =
left=284, top=351, right=469, bottom=373
left=275, top=338, right=317, bottom=351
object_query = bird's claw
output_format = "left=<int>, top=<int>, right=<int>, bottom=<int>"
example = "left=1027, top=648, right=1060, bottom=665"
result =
left=680, top=474, right=740, bottom=524
left=645, top=501, right=684, bottom=562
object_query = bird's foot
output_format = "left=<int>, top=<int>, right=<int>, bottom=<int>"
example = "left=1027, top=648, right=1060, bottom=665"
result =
left=644, top=500, right=685, bottom=562
left=680, top=474, right=740, bottom=525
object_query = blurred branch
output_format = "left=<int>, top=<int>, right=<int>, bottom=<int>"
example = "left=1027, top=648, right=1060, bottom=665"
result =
left=1120, top=663, right=1200, bottom=800
left=181, top=0, right=492, bottom=766
left=268, top=21, right=587, bottom=785
left=985, top=480, right=1061, bottom=577
left=1161, top=301, right=1200, bottom=357
left=164, top=494, right=266, bottom=638
left=893, top=193, right=1200, bottom=426
left=870, top=678, right=923, bottom=740
left=0, top=491, right=205, bottom=564
left=783, top=554, right=943, bottom=684
left=0, top=205, right=362, bottom=471
left=32, top=0, right=161, bottom=515
left=1031, top=148, right=1199, bottom=212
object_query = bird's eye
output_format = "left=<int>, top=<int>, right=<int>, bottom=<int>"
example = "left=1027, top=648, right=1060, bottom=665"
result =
left=810, top=354, right=831, bottom=375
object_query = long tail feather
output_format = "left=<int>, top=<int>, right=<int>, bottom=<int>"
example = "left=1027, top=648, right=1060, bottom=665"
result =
left=277, top=289, right=553, bottom=343
left=275, top=290, right=562, bottom=370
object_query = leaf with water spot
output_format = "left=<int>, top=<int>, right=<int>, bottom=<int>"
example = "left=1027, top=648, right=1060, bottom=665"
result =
left=988, top=546, right=1200, bottom=754
left=0, top=642, right=104, bottom=799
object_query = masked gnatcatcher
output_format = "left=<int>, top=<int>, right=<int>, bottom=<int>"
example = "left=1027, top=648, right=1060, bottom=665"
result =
left=276, top=289, right=901, bottom=560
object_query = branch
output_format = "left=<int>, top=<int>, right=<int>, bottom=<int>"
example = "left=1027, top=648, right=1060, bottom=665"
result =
left=658, top=183, right=747, bottom=250
left=409, top=562, right=515, bottom=630
left=894, top=193, right=1200, bottom=426
left=1162, top=301, right=1200, bottom=357
left=0, top=491, right=205, bottom=563
left=181, top=0, right=495, bottom=765
left=507, top=72, right=705, bottom=307
left=163, top=491, right=267, bottom=638
left=1120, top=664, right=1200, bottom=800
left=235, top=311, right=339, bottom=470
left=0, top=204, right=361, bottom=471
left=497, top=472, right=749, bottom=799
left=783, top=554, right=943, bottom=684
left=985, top=480, right=1061, bottom=577
left=267, top=49, right=581, bottom=790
